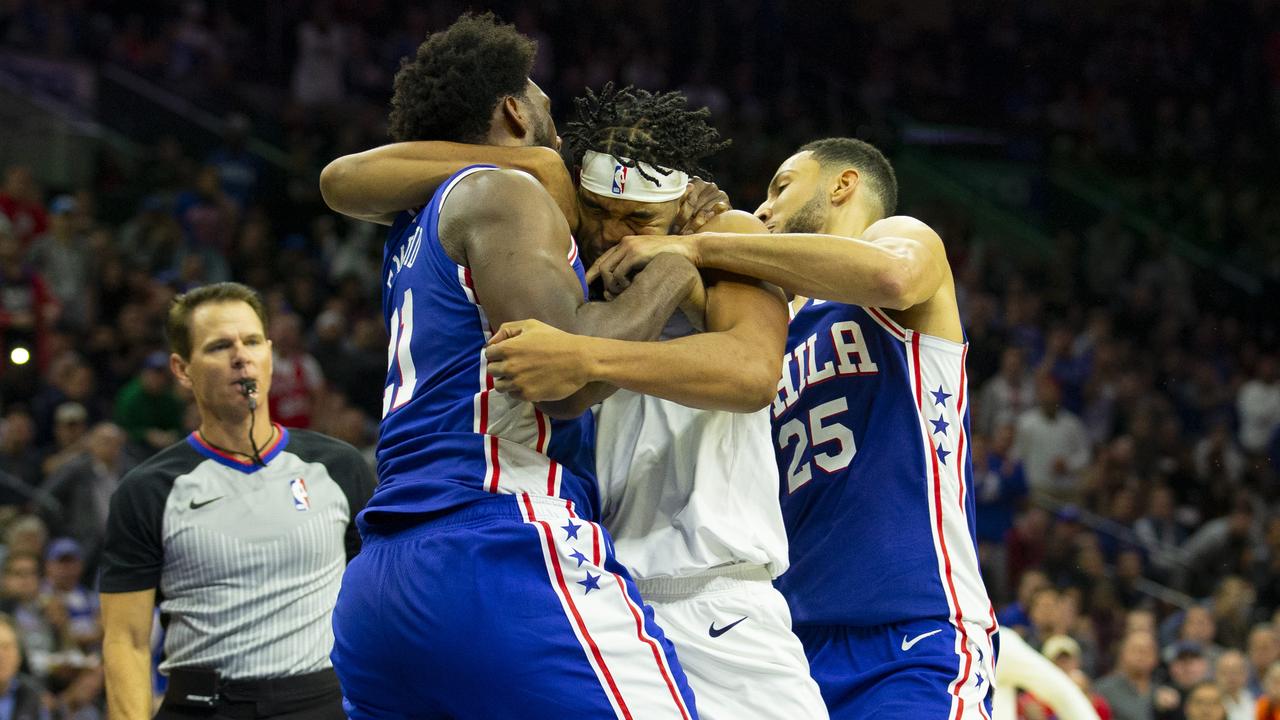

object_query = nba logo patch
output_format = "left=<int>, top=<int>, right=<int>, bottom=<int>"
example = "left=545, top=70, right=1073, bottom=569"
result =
left=289, top=477, right=311, bottom=511
left=611, top=164, right=627, bottom=194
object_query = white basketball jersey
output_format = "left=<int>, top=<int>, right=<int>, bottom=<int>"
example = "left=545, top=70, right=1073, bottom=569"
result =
left=595, top=317, right=790, bottom=581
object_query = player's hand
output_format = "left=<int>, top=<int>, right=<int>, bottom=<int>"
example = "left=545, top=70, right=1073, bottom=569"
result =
left=672, top=178, right=730, bottom=235
left=485, top=320, right=592, bottom=402
left=587, top=235, right=702, bottom=297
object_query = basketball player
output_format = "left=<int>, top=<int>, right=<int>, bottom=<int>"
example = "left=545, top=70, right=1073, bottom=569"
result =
left=322, top=84, right=826, bottom=719
left=513, top=138, right=1000, bottom=719
left=328, top=15, right=701, bottom=719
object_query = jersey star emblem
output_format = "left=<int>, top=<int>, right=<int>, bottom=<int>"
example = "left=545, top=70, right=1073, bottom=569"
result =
left=931, top=386, right=952, bottom=407
left=578, top=572, right=601, bottom=594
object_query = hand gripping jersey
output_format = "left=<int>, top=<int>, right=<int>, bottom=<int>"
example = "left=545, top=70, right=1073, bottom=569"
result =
left=595, top=314, right=789, bottom=580
left=361, top=166, right=598, bottom=529
left=773, top=300, right=995, bottom=634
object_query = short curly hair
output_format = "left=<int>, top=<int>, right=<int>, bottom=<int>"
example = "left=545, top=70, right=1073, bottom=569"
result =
left=388, top=13, right=536, bottom=143
left=561, top=83, right=730, bottom=183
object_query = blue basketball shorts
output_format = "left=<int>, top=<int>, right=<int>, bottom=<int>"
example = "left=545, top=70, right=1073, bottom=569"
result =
left=331, top=493, right=698, bottom=720
left=796, top=618, right=998, bottom=720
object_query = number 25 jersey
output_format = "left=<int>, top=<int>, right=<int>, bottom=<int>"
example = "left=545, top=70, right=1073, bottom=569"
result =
left=773, top=299, right=993, bottom=630
left=362, top=166, right=598, bottom=531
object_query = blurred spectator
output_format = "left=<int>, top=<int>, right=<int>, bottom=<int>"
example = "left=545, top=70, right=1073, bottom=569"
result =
left=1043, top=634, right=1114, bottom=719
left=977, top=347, right=1036, bottom=435
left=268, top=313, right=323, bottom=429
left=1006, top=510, right=1051, bottom=599
left=0, top=612, right=47, bottom=720
left=0, top=552, right=61, bottom=680
left=174, top=165, right=239, bottom=262
left=1001, top=568, right=1051, bottom=637
left=1166, top=642, right=1213, bottom=706
left=1135, top=485, right=1189, bottom=581
left=1214, top=650, right=1255, bottom=720
left=38, top=403, right=89, bottom=480
left=1248, top=627, right=1280, bottom=697
left=206, top=114, right=263, bottom=209
left=1181, top=681, right=1226, bottom=720
left=1027, top=585, right=1063, bottom=649
left=39, top=539, right=98, bottom=652
left=26, top=197, right=90, bottom=329
left=0, top=409, right=41, bottom=503
left=1236, top=356, right=1280, bottom=456
left=973, top=425, right=1028, bottom=604
left=113, top=352, right=184, bottom=454
left=1178, top=607, right=1226, bottom=666
left=53, top=665, right=102, bottom=720
left=291, top=4, right=348, bottom=108
left=1014, top=374, right=1092, bottom=503
left=1180, top=499, right=1259, bottom=598
left=36, top=424, right=130, bottom=567
left=1258, top=662, right=1280, bottom=720
left=1193, top=420, right=1246, bottom=488
left=1095, top=629, right=1160, bottom=720
left=0, top=166, right=47, bottom=248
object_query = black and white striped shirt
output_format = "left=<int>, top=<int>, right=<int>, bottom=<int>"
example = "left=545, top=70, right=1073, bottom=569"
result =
left=100, top=426, right=375, bottom=680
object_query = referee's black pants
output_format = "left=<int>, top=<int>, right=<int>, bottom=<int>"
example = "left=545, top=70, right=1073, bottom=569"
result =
left=155, top=668, right=346, bottom=720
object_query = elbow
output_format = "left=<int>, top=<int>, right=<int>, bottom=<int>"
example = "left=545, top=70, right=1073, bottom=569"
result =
left=874, top=259, right=925, bottom=311
left=734, top=358, right=782, bottom=412
left=318, top=158, right=354, bottom=212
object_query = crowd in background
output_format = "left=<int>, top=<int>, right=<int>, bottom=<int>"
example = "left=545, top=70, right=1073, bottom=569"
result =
left=2, top=1, right=1280, bottom=718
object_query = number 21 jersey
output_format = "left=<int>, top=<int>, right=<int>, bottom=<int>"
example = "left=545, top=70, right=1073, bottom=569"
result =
left=773, top=299, right=993, bottom=630
left=362, top=166, right=598, bottom=531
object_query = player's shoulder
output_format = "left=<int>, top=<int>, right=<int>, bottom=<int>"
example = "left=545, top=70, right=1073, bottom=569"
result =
left=864, top=215, right=943, bottom=245
left=449, top=167, right=550, bottom=207
left=700, top=209, right=766, bottom=233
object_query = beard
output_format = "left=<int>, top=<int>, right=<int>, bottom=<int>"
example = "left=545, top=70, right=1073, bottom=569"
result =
left=780, top=190, right=829, bottom=234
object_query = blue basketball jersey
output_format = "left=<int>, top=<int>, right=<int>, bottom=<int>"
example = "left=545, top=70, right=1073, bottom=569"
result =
left=361, top=166, right=598, bottom=530
left=773, top=300, right=995, bottom=632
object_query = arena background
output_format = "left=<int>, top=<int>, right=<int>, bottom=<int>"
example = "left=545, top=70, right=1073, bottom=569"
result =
left=0, top=1, right=1278, bottom=717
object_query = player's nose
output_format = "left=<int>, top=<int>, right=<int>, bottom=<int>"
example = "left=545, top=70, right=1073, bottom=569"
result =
left=754, top=201, right=772, bottom=225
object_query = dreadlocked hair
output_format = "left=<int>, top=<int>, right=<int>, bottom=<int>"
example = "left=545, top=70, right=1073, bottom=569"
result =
left=388, top=12, right=535, bottom=143
left=562, top=83, right=731, bottom=183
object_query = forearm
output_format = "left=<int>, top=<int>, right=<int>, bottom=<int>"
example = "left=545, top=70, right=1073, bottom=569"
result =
left=321, top=142, right=575, bottom=224
left=582, top=332, right=778, bottom=411
left=695, top=231, right=905, bottom=307
left=104, top=638, right=153, bottom=720
left=534, top=255, right=698, bottom=417
left=570, top=254, right=696, bottom=343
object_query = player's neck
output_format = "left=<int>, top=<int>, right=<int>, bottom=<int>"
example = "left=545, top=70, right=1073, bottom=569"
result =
left=198, top=406, right=276, bottom=458
left=823, top=208, right=872, bottom=239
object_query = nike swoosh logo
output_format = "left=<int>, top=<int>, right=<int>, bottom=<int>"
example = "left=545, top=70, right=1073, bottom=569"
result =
left=901, top=628, right=943, bottom=651
left=189, top=497, right=224, bottom=510
left=708, top=616, right=748, bottom=638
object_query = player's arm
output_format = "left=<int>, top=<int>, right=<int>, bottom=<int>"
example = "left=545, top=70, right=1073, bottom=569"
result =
left=320, top=142, right=578, bottom=228
left=102, top=589, right=156, bottom=720
left=595, top=215, right=948, bottom=311
left=449, top=169, right=698, bottom=418
left=487, top=212, right=787, bottom=412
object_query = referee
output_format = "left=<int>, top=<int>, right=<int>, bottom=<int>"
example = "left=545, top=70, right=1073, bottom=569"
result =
left=100, top=282, right=375, bottom=720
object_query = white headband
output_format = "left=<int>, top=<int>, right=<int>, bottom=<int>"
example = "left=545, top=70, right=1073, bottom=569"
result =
left=578, top=150, right=689, bottom=203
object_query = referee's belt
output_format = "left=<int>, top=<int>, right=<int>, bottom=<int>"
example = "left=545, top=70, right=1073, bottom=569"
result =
left=167, top=667, right=340, bottom=716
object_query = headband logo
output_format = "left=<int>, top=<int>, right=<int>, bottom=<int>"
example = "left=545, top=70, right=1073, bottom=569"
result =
left=611, top=164, right=627, bottom=195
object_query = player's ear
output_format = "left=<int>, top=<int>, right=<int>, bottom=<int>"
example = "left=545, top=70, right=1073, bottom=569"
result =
left=830, top=168, right=861, bottom=207
left=500, top=95, right=530, bottom=141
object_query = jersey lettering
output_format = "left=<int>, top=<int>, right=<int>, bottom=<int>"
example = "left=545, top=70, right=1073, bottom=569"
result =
left=773, top=320, right=880, bottom=418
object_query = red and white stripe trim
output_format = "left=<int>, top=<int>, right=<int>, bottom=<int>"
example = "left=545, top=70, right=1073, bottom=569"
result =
left=518, top=495, right=692, bottom=720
